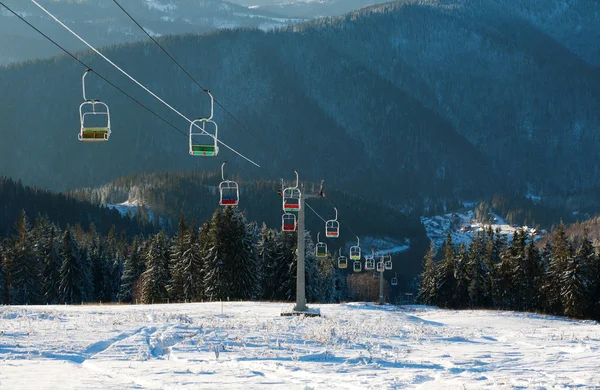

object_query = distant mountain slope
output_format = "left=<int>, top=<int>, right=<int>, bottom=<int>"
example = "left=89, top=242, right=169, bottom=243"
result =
left=0, top=0, right=599, bottom=212
left=229, top=0, right=392, bottom=18
left=0, top=0, right=302, bottom=65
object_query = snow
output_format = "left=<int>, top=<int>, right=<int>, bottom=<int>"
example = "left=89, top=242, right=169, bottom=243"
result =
left=1, top=302, right=598, bottom=388
left=144, top=0, right=177, bottom=13
left=421, top=209, right=542, bottom=250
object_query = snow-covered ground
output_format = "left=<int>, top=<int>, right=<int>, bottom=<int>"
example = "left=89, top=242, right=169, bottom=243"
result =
left=421, top=210, right=543, bottom=250
left=1, top=302, right=598, bottom=389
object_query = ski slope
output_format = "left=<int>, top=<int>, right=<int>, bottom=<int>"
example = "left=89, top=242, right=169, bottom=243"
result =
left=0, top=302, right=598, bottom=388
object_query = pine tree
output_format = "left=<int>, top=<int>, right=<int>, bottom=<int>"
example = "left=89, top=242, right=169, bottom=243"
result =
left=454, top=243, right=470, bottom=308
left=304, top=232, right=320, bottom=303
left=269, top=230, right=297, bottom=301
left=170, top=221, right=203, bottom=302
left=523, top=237, right=543, bottom=311
left=436, top=232, right=457, bottom=308
left=118, top=237, right=145, bottom=303
left=257, top=223, right=278, bottom=299
left=467, top=231, right=487, bottom=307
left=58, top=228, right=84, bottom=304
left=141, top=231, right=170, bottom=304
left=40, top=224, right=61, bottom=304
left=417, top=242, right=437, bottom=306
left=561, top=231, right=592, bottom=318
left=484, top=227, right=504, bottom=307
left=544, top=223, right=571, bottom=314
left=10, top=210, right=42, bottom=305
left=168, top=216, right=188, bottom=302
left=0, top=240, right=6, bottom=304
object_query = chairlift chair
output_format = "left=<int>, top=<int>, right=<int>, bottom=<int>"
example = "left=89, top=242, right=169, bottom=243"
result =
left=353, top=260, right=362, bottom=272
left=338, top=255, right=348, bottom=269
left=391, top=273, right=398, bottom=286
left=282, top=170, right=301, bottom=212
left=376, top=261, right=384, bottom=272
left=190, top=91, right=219, bottom=156
left=315, top=232, right=327, bottom=258
left=384, top=255, right=393, bottom=270
left=325, top=207, right=339, bottom=238
left=349, top=236, right=361, bottom=260
left=364, top=251, right=375, bottom=271
left=282, top=213, right=297, bottom=232
left=79, top=69, right=111, bottom=142
left=219, top=162, right=239, bottom=206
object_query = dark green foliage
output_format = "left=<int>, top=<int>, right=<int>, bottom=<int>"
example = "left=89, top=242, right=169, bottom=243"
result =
left=58, top=228, right=84, bottom=304
left=426, top=223, right=600, bottom=320
left=203, top=208, right=259, bottom=301
left=9, top=210, right=42, bottom=305
left=417, top=242, right=437, bottom=306
left=141, top=231, right=170, bottom=304
left=435, top=233, right=457, bottom=308
left=118, top=237, right=145, bottom=303
left=169, top=219, right=204, bottom=302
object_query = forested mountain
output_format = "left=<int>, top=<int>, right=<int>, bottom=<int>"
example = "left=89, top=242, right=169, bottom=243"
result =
left=69, top=170, right=429, bottom=278
left=0, top=177, right=155, bottom=237
left=0, top=0, right=302, bottom=65
left=1, top=0, right=599, bottom=212
left=228, top=0, right=391, bottom=18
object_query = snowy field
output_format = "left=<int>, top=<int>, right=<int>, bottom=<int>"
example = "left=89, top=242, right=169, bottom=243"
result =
left=1, top=302, right=599, bottom=389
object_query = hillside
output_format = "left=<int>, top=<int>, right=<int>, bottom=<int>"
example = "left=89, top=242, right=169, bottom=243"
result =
left=0, top=0, right=302, bottom=65
left=1, top=0, right=599, bottom=212
left=0, top=177, right=155, bottom=237
left=69, top=170, right=429, bottom=277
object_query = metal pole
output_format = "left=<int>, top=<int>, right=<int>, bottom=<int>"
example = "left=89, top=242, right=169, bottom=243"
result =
left=379, top=256, right=384, bottom=305
left=295, top=195, right=307, bottom=312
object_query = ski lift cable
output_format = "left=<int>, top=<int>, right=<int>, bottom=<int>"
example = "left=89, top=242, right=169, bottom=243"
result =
left=30, top=0, right=260, bottom=168
left=0, top=1, right=254, bottom=179
left=305, top=202, right=327, bottom=223
left=109, top=0, right=371, bottom=238
left=0, top=1, right=186, bottom=139
left=110, top=0, right=283, bottom=165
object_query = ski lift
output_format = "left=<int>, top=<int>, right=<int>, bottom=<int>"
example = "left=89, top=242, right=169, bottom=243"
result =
left=219, top=161, right=239, bottom=206
left=349, top=236, right=361, bottom=260
left=189, top=90, right=219, bottom=156
left=79, top=69, right=111, bottom=142
left=384, top=255, right=393, bottom=270
left=325, top=207, right=339, bottom=238
left=364, top=251, right=375, bottom=271
left=353, top=260, right=362, bottom=272
left=391, top=273, right=398, bottom=286
left=376, top=261, right=384, bottom=273
left=338, top=249, right=347, bottom=269
left=282, top=213, right=297, bottom=232
left=282, top=169, right=301, bottom=212
left=315, top=232, right=327, bottom=258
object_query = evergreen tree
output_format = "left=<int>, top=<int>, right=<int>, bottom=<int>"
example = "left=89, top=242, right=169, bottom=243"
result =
left=467, top=231, right=487, bottom=307
left=257, top=223, right=278, bottom=299
left=0, top=240, right=6, bottom=304
left=58, top=228, right=84, bottom=304
left=170, top=222, right=203, bottom=302
left=168, top=216, right=188, bottom=301
left=454, top=243, right=470, bottom=308
left=40, top=224, right=61, bottom=304
left=417, top=242, right=437, bottom=305
left=118, top=237, right=145, bottom=303
left=436, top=232, right=457, bottom=308
left=544, top=223, right=571, bottom=314
left=269, top=230, right=297, bottom=301
left=10, top=210, right=42, bottom=305
left=141, top=231, right=170, bottom=304
left=522, top=236, right=543, bottom=311
left=561, top=231, right=592, bottom=318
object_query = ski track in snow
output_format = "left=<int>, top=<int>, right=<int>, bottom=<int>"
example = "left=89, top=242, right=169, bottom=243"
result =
left=0, top=302, right=599, bottom=389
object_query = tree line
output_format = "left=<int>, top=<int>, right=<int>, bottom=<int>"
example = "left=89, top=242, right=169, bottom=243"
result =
left=418, top=225, right=600, bottom=320
left=0, top=207, right=346, bottom=305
